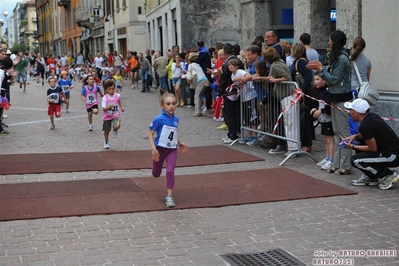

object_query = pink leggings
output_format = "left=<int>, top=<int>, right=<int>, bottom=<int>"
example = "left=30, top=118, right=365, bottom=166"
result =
left=152, top=147, right=177, bottom=189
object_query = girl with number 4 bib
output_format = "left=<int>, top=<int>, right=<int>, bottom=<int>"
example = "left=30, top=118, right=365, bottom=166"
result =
left=80, top=74, right=103, bottom=131
left=148, top=93, right=188, bottom=208
left=101, top=79, right=125, bottom=149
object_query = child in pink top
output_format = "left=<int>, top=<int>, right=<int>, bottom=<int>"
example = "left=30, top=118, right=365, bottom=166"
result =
left=101, top=79, right=125, bottom=149
left=80, top=74, right=103, bottom=131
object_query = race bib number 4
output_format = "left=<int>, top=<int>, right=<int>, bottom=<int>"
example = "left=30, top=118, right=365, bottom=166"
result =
left=158, top=125, right=178, bottom=148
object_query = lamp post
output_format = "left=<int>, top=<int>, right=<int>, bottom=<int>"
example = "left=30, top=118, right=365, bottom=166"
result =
left=0, top=11, right=9, bottom=44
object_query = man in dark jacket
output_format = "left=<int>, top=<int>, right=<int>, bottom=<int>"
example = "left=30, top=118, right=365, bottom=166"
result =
left=196, top=41, right=213, bottom=113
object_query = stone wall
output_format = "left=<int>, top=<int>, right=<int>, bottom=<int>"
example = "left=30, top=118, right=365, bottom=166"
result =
left=180, top=0, right=242, bottom=51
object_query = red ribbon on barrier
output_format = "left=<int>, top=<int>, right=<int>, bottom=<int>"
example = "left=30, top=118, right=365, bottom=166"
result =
left=302, top=92, right=399, bottom=122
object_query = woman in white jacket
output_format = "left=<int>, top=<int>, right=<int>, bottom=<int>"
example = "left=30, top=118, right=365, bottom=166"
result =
left=186, top=53, right=208, bottom=117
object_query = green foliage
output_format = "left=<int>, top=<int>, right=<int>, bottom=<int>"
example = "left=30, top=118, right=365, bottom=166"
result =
left=10, top=43, right=28, bottom=53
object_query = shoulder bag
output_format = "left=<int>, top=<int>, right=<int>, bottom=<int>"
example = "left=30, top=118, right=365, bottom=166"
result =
left=295, top=59, right=318, bottom=98
left=353, top=61, right=379, bottom=106
left=186, top=64, right=198, bottom=84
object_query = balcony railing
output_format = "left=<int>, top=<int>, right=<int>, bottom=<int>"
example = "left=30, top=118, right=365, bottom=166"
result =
left=75, top=6, right=93, bottom=28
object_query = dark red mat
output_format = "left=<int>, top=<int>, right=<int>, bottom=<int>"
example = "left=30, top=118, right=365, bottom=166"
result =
left=0, top=168, right=357, bottom=221
left=0, top=145, right=264, bottom=175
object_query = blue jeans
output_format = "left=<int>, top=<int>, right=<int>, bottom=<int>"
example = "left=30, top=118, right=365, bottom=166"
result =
left=141, top=69, right=149, bottom=91
left=159, top=76, right=167, bottom=90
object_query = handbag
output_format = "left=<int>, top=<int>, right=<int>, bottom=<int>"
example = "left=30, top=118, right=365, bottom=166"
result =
left=353, top=61, right=379, bottom=106
left=186, top=64, right=197, bottom=84
left=294, top=59, right=318, bottom=98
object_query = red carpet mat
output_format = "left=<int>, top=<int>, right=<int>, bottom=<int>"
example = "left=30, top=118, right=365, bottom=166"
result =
left=0, top=145, right=264, bottom=175
left=0, top=168, right=357, bottom=221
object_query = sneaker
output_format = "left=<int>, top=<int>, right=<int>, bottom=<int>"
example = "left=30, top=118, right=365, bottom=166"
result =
left=112, top=130, right=118, bottom=139
left=66, top=109, right=69, bottom=113
left=1, top=121, right=8, bottom=127
left=217, top=123, right=228, bottom=131
left=50, top=125, right=55, bottom=130
left=0, top=130, right=9, bottom=135
left=246, top=137, right=260, bottom=146
left=19, top=83, right=22, bottom=89
left=352, top=174, right=378, bottom=186
left=258, top=134, right=266, bottom=142
left=42, top=82, right=44, bottom=86
left=104, top=141, right=110, bottom=149
left=186, top=105, right=194, bottom=108
left=378, top=170, right=399, bottom=190
left=259, top=142, right=277, bottom=149
left=2, top=114, right=8, bottom=119
left=166, top=196, right=175, bottom=207
left=321, top=161, right=333, bottom=171
left=268, top=145, right=287, bottom=154
left=284, top=150, right=296, bottom=158
left=317, top=158, right=328, bottom=167
left=192, top=113, right=202, bottom=117
left=223, top=137, right=233, bottom=144
left=203, top=109, right=214, bottom=114
left=131, top=84, right=136, bottom=89
left=89, top=125, right=93, bottom=131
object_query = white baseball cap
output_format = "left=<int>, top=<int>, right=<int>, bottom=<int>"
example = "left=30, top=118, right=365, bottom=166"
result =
left=344, top=98, right=370, bottom=114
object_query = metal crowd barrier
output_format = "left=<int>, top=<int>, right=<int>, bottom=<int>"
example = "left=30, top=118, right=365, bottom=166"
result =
left=231, top=80, right=317, bottom=166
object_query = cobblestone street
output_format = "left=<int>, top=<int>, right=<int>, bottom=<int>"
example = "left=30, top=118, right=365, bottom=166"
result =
left=0, top=80, right=398, bottom=265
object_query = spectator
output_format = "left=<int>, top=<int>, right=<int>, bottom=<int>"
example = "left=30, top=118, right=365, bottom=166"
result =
left=74, top=50, right=85, bottom=65
left=264, top=29, right=286, bottom=63
left=217, top=43, right=244, bottom=143
left=280, top=40, right=294, bottom=67
left=186, top=52, right=207, bottom=117
left=113, top=50, right=124, bottom=71
left=299, top=33, right=320, bottom=62
left=307, top=30, right=353, bottom=175
left=152, top=52, right=168, bottom=94
left=262, top=47, right=292, bottom=155
left=196, top=41, right=214, bottom=114
left=312, top=74, right=334, bottom=171
left=344, top=99, right=399, bottom=190
left=349, top=37, right=372, bottom=135
left=138, top=52, right=151, bottom=93
left=289, top=43, right=314, bottom=153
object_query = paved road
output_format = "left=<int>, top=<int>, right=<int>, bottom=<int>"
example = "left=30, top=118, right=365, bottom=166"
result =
left=0, top=79, right=398, bottom=265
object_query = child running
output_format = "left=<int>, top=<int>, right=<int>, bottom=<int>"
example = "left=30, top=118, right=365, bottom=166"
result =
left=113, top=69, right=124, bottom=94
left=80, top=74, right=103, bottom=131
left=148, top=93, right=188, bottom=207
left=102, top=79, right=125, bottom=149
left=58, top=71, right=74, bottom=113
left=47, top=76, right=67, bottom=130
left=311, top=74, right=335, bottom=170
